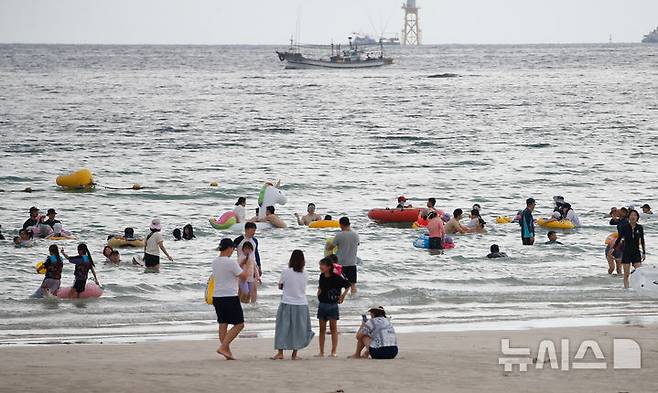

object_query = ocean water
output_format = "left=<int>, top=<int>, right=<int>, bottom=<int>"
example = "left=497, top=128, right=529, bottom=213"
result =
left=0, top=43, right=657, bottom=344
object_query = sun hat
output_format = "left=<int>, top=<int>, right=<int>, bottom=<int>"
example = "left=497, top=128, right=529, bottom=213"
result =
left=150, top=218, right=162, bottom=231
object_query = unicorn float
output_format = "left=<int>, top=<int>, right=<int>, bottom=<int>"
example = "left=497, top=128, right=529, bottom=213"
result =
left=209, top=182, right=288, bottom=231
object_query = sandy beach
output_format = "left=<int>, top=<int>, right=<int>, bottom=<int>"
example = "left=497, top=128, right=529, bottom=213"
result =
left=1, top=323, right=656, bottom=393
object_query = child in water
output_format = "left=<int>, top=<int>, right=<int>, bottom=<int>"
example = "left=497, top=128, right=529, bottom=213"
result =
left=102, top=245, right=121, bottom=264
left=545, top=231, right=563, bottom=245
left=61, top=243, right=100, bottom=298
left=182, top=224, right=195, bottom=240
left=33, top=244, right=64, bottom=297
left=317, top=256, right=351, bottom=357
left=238, top=242, right=260, bottom=303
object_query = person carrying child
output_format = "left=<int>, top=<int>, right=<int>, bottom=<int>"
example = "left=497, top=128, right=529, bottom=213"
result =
left=237, top=242, right=260, bottom=303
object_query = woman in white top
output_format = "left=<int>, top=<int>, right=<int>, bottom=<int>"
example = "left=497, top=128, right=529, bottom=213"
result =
left=143, top=218, right=173, bottom=271
left=271, top=250, right=314, bottom=360
left=233, top=197, right=247, bottom=223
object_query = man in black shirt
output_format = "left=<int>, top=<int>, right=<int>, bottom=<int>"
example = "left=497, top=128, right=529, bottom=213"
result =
left=43, top=208, right=61, bottom=229
left=22, top=206, right=41, bottom=230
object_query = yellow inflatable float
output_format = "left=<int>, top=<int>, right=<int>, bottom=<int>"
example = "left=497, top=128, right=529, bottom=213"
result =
left=35, top=261, right=47, bottom=274
left=205, top=274, right=215, bottom=305
left=56, top=168, right=94, bottom=189
left=496, top=216, right=513, bottom=224
left=536, top=218, right=576, bottom=229
left=309, top=220, right=340, bottom=229
left=605, top=232, right=619, bottom=245
left=107, top=237, right=145, bottom=248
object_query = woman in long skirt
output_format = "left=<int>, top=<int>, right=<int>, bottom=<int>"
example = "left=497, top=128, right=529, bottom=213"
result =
left=272, top=250, right=314, bottom=360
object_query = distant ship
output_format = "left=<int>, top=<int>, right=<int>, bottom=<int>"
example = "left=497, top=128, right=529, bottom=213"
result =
left=353, top=33, right=400, bottom=46
left=276, top=37, right=393, bottom=69
left=642, top=26, right=658, bottom=43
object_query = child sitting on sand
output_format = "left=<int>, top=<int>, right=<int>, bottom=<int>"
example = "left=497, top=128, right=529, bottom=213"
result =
left=317, top=256, right=352, bottom=357
left=238, top=242, right=260, bottom=303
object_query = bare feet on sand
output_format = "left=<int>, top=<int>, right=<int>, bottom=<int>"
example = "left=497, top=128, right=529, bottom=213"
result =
left=270, top=353, right=284, bottom=360
left=217, top=346, right=235, bottom=360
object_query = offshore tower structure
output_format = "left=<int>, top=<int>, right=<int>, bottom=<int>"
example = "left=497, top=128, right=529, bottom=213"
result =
left=401, top=0, right=421, bottom=45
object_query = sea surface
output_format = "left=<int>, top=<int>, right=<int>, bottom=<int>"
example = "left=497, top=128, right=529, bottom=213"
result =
left=1, top=43, right=657, bottom=345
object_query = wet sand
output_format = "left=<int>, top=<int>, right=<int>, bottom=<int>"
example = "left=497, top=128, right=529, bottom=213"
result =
left=1, top=324, right=656, bottom=393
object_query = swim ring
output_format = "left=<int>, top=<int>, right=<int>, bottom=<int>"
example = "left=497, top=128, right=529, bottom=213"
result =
left=536, top=218, right=576, bottom=229
left=48, top=235, right=75, bottom=241
left=309, top=220, right=340, bottom=229
left=324, top=237, right=338, bottom=257
left=205, top=274, right=215, bottom=305
left=605, top=232, right=619, bottom=246
left=35, top=261, right=47, bottom=274
left=368, top=208, right=422, bottom=223
left=55, top=283, right=103, bottom=299
left=56, top=168, right=94, bottom=189
left=496, top=216, right=513, bottom=224
left=209, top=211, right=237, bottom=230
left=413, top=234, right=455, bottom=250
left=107, top=237, right=145, bottom=248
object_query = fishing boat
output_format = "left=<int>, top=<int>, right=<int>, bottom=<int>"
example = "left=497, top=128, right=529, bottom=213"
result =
left=275, top=37, right=393, bottom=70
left=642, top=26, right=658, bottom=43
left=353, top=33, right=400, bottom=46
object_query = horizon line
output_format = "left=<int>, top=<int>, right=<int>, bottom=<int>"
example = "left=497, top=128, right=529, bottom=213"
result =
left=0, top=40, right=643, bottom=46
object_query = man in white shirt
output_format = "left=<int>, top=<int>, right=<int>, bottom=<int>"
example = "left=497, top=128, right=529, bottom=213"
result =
left=212, top=238, right=252, bottom=360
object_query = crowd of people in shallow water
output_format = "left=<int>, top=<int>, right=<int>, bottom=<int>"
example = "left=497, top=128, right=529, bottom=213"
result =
left=3, top=182, right=653, bottom=360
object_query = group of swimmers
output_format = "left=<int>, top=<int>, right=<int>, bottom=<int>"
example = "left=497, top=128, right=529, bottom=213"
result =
left=12, top=206, right=73, bottom=247
left=397, top=195, right=651, bottom=290
left=5, top=185, right=653, bottom=357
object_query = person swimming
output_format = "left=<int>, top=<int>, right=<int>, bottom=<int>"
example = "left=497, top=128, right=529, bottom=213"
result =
left=445, top=209, right=470, bottom=234
left=173, top=228, right=182, bottom=241
left=466, top=209, right=487, bottom=233
left=545, top=231, right=563, bottom=245
left=182, top=224, right=195, bottom=240
left=641, top=204, right=653, bottom=215
left=487, top=244, right=508, bottom=258
left=295, top=203, right=322, bottom=226
left=102, top=245, right=121, bottom=264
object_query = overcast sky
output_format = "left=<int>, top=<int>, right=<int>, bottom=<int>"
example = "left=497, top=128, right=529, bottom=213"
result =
left=1, top=0, right=656, bottom=45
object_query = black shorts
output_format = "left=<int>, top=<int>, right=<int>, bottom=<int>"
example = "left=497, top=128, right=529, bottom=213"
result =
left=369, top=346, right=398, bottom=359
left=342, top=265, right=357, bottom=284
left=429, top=237, right=443, bottom=250
left=144, top=253, right=160, bottom=268
left=213, top=296, right=244, bottom=325
left=522, top=237, right=534, bottom=245
left=622, top=249, right=642, bottom=265
left=317, top=302, right=340, bottom=321
left=73, top=279, right=86, bottom=293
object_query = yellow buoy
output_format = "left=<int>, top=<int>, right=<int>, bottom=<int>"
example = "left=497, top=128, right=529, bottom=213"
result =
left=56, top=168, right=94, bottom=189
